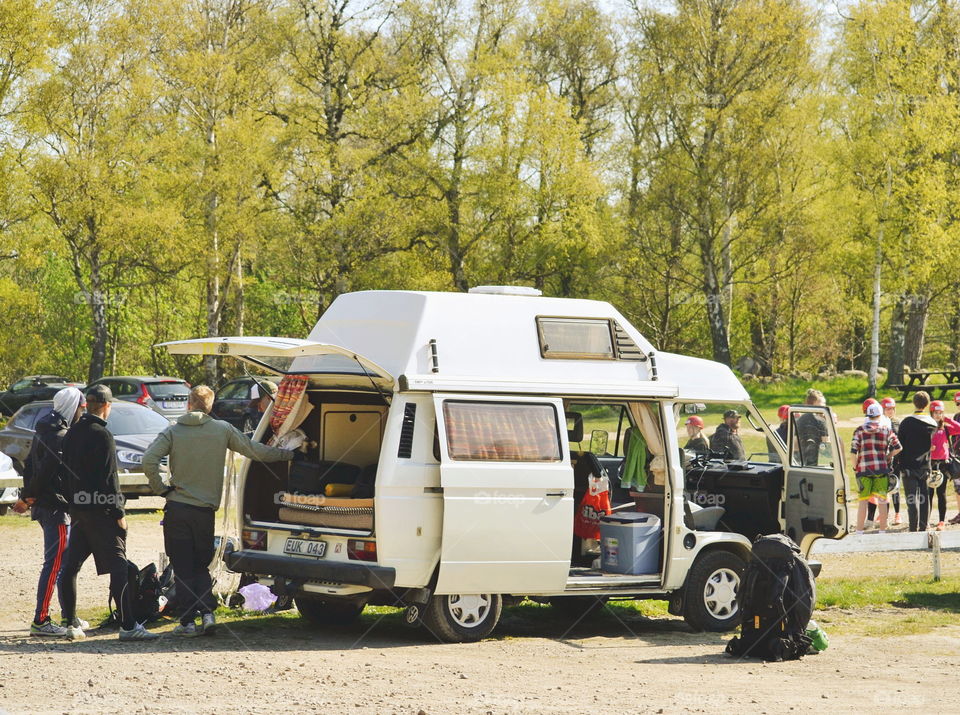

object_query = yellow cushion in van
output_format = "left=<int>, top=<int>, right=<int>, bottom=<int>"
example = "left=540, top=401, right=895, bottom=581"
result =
left=324, top=483, right=354, bottom=497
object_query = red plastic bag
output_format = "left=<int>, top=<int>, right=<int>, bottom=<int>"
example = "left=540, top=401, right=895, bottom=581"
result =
left=573, top=475, right=611, bottom=540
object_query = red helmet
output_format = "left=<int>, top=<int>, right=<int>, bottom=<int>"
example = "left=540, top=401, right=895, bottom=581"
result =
left=862, top=398, right=879, bottom=414
left=931, top=400, right=945, bottom=413
left=685, top=415, right=705, bottom=428
left=777, top=405, right=790, bottom=421
left=954, top=391, right=960, bottom=405
left=880, top=397, right=896, bottom=409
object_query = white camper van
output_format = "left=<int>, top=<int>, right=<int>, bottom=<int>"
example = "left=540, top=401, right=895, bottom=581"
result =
left=162, top=288, right=848, bottom=642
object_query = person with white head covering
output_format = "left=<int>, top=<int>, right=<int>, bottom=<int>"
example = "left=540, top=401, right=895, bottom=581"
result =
left=14, top=386, right=86, bottom=636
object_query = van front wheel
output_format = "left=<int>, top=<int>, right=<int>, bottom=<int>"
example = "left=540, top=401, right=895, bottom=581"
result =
left=295, top=595, right=365, bottom=626
left=422, top=593, right=502, bottom=642
left=683, top=550, right=745, bottom=633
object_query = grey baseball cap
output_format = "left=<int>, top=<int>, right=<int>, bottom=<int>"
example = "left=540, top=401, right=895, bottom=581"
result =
left=85, top=384, right=116, bottom=404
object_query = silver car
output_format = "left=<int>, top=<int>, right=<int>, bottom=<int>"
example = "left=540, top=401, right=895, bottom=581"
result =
left=88, top=376, right=190, bottom=421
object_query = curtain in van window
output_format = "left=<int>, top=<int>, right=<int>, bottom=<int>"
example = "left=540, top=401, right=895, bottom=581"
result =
left=269, top=375, right=310, bottom=439
left=443, top=401, right=561, bottom=462
left=629, top=402, right=667, bottom=487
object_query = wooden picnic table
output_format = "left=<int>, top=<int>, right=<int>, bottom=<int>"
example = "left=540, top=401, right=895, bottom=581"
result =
left=888, top=368, right=960, bottom=401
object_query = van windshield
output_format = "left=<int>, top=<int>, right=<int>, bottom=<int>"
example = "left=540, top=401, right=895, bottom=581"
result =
left=676, top=403, right=776, bottom=462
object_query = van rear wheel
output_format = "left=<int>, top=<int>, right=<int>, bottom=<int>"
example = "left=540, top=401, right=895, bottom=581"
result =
left=295, top=595, right=365, bottom=625
left=422, top=593, right=502, bottom=643
left=683, top=550, right=745, bottom=633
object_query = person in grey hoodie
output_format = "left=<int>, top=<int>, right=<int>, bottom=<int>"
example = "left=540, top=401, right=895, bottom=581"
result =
left=143, top=385, right=298, bottom=636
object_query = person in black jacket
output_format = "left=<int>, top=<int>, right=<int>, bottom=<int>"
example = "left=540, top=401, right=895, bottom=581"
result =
left=57, top=384, right=159, bottom=641
left=15, top=387, right=85, bottom=636
left=897, top=391, right=937, bottom=532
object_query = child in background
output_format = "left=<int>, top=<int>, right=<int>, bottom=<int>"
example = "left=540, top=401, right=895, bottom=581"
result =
left=928, top=400, right=960, bottom=530
left=868, top=397, right=902, bottom=526
left=683, top=415, right=708, bottom=454
left=851, top=403, right=902, bottom=535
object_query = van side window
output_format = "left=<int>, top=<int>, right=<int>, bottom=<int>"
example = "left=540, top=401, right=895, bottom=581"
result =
left=442, top=401, right=562, bottom=462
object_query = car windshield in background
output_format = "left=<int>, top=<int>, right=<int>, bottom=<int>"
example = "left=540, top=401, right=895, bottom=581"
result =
left=107, top=406, right=170, bottom=435
left=146, top=382, right=189, bottom=399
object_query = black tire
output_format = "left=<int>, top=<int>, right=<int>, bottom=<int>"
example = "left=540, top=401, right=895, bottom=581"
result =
left=295, top=595, right=365, bottom=625
left=421, top=593, right=502, bottom=643
left=548, top=596, right=607, bottom=620
left=683, top=549, right=745, bottom=633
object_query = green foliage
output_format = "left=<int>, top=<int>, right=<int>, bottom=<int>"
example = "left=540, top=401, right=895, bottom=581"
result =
left=0, top=0, right=958, bottom=384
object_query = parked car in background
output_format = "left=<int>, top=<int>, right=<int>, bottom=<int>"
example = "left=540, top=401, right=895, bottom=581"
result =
left=0, top=400, right=171, bottom=497
left=211, top=375, right=275, bottom=431
left=88, top=376, right=190, bottom=422
left=0, top=376, right=83, bottom=416
left=0, top=451, right=19, bottom=515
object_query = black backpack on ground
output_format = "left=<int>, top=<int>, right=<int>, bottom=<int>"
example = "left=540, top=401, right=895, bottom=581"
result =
left=726, top=534, right=815, bottom=662
left=106, top=561, right=168, bottom=625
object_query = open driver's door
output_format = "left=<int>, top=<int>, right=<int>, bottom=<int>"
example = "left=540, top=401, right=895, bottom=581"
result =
left=784, top=405, right=848, bottom=554
left=432, top=394, right=573, bottom=595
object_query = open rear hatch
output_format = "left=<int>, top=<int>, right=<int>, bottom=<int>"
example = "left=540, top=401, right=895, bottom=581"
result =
left=158, top=336, right=393, bottom=393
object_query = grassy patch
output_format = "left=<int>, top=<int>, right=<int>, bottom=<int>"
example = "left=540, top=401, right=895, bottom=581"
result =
left=746, top=376, right=872, bottom=411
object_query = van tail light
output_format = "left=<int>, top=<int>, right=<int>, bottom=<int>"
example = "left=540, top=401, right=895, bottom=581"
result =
left=242, top=529, right=267, bottom=551
left=136, top=383, right=154, bottom=407
left=347, top=539, right=377, bottom=562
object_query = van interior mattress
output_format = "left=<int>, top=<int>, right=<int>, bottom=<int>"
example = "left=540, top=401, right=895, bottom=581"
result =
left=278, top=492, right=373, bottom=530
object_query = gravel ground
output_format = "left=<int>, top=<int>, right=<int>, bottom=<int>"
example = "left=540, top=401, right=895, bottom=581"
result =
left=0, top=502, right=956, bottom=714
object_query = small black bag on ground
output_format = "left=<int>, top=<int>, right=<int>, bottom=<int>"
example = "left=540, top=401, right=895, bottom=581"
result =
left=726, top=534, right=815, bottom=662
left=106, top=561, right=168, bottom=625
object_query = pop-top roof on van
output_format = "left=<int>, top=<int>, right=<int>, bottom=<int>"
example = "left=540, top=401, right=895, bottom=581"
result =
left=297, top=291, right=747, bottom=402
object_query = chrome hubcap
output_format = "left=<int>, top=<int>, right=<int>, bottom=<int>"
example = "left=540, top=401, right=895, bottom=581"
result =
left=446, top=594, right=491, bottom=627
left=703, top=567, right=739, bottom=619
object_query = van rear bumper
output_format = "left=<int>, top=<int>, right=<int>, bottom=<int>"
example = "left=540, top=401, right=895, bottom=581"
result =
left=225, top=549, right=397, bottom=590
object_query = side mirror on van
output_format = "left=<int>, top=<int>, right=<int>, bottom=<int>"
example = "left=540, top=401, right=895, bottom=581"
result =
left=589, top=429, right=609, bottom=455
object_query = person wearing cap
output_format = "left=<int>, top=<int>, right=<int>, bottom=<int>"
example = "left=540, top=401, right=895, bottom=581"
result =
left=244, top=379, right=278, bottom=433
left=851, top=402, right=902, bottom=534
left=868, top=397, right=903, bottom=526
left=775, top=405, right=790, bottom=444
left=143, top=385, right=298, bottom=637
left=897, top=391, right=937, bottom=532
left=57, top=384, right=159, bottom=641
left=861, top=398, right=892, bottom=430
left=14, top=387, right=85, bottom=637
left=709, top=409, right=746, bottom=460
left=928, top=400, right=960, bottom=530
left=683, top=415, right=708, bottom=455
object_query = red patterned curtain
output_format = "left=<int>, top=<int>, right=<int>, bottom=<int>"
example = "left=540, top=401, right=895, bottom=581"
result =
left=270, top=375, right=309, bottom=435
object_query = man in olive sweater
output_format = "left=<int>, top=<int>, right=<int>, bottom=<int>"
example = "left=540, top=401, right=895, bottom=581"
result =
left=143, top=385, right=297, bottom=636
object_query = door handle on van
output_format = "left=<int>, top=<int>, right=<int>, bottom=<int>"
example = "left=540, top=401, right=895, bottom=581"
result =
left=545, top=491, right=567, bottom=497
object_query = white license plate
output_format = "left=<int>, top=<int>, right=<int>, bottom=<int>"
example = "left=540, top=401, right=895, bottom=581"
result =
left=283, top=537, right=327, bottom=558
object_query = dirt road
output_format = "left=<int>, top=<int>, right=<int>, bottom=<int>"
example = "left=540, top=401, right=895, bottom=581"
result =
left=0, top=505, right=955, bottom=714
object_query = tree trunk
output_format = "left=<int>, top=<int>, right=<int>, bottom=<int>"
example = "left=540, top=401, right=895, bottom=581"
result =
left=87, top=249, right=108, bottom=383
left=445, top=114, right=468, bottom=293
left=903, top=294, right=929, bottom=370
left=235, top=249, right=244, bottom=337
left=886, top=294, right=907, bottom=382
left=867, top=232, right=882, bottom=398
left=703, top=266, right=732, bottom=366
left=203, top=123, right=220, bottom=387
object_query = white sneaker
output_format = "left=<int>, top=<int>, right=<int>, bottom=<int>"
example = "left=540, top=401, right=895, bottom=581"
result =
left=118, top=623, right=160, bottom=641
left=65, top=624, right=85, bottom=641
left=864, top=520, right=874, bottom=529
left=172, top=622, right=200, bottom=637
left=62, top=617, right=89, bottom=630
left=856, top=530, right=864, bottom=535
left=201, top=613, right=217, bottom=635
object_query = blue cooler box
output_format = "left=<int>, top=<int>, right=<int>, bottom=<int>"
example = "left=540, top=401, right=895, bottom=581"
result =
left=600, top=512, right=662, bottom=575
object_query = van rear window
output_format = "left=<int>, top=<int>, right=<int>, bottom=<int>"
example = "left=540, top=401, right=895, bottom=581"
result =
left=442, top=401, right=562, bottom=462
